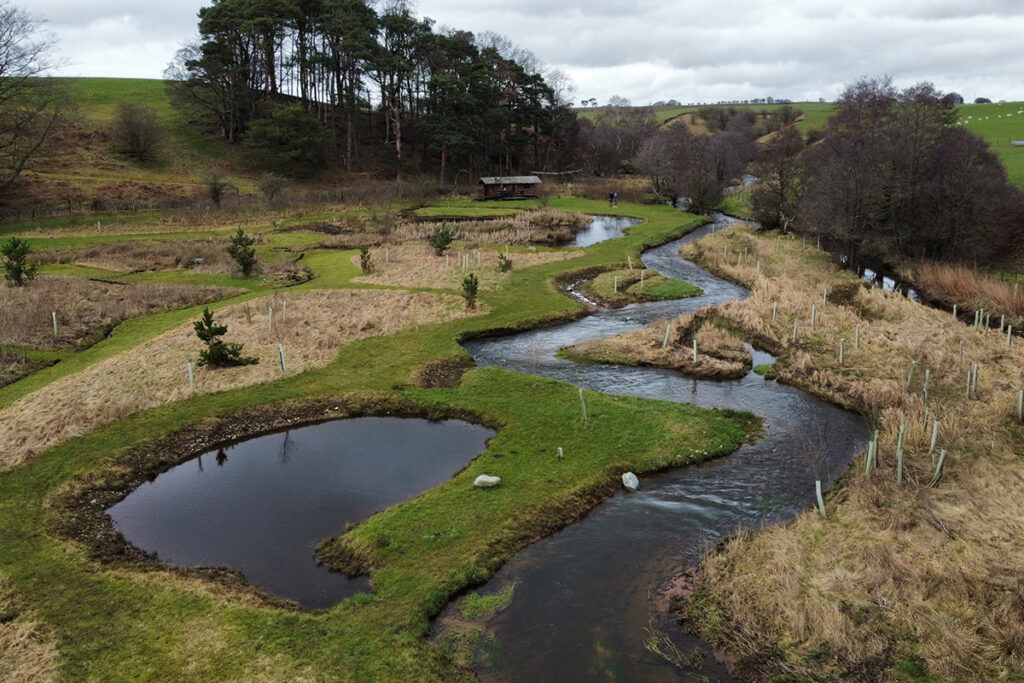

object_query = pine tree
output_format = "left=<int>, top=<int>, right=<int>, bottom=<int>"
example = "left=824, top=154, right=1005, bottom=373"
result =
left=226, top=228, right=257, bottom=275
left=193, top=308, right=258, bottom=367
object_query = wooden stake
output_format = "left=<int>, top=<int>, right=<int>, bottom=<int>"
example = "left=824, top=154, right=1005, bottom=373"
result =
left=958, top=340, right=964, bottom=366
left=282, top=299, right=287, bottom=322
left=823, top=286, right=828, bottom=304
left=772, top=301, right=777, bottom=323
left=811, top=304, right=816, bottom=327
left=627, top=255, right=633, bottom=270
left=792, top=319, right=798, bottom=343
left=245, top=303, right=252, bottom=324
left=839, top=338, right=844, bottom=364
left=855, top=324, right=861, bottom=349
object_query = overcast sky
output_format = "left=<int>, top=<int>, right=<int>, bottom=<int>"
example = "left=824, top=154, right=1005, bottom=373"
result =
left=27, top=0, right=1024, bottom=105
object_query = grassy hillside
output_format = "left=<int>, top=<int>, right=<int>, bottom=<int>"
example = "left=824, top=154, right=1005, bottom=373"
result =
left=958, top=101, right=1024, bottom=187
left=13, top=78, right=275, bottom=217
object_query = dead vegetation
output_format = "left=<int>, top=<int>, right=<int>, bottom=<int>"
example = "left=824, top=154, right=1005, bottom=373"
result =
left=0, top=289, right=481, bottom=470
left=0, top=276, right=243, bottom=350
left=563, top=313, right=752, bottom=379
left=32, top=238, right=238, bottom=274
left=318, top=209, right=590, bottom=248
left=0, top=352, right=49, bottom=389
left=675, top=224, right=1024, bottom=679
left=906, top=261, right=1024, bottom=328
left=0, top=576, right=59, bottom=682
left=350, top=244, right=583, bottom=291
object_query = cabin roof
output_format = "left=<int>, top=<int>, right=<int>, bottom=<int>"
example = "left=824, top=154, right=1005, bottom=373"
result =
left=479, top=176, right=542, bottom=185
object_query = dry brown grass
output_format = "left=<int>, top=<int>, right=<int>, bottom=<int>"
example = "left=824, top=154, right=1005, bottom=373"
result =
left=0, top=289, right=481, bottom=469
left=564, top=313, right=751, bottom=379
left=351, top=244, right=584, bottom=291
left=678, top=224, right=1024, bottom=679
left=321, top=209, right=591, bottom=249
left=907, top=261, right=1024, bottom=328
left=33, top=238, right=238, bottom=274
left=0, top=352, right=48, bottom=389
left=0, top=276, right=243, bottom=349
left=0, top=576, right=59, bottom=682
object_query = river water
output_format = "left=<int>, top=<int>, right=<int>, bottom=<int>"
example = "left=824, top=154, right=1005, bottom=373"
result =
left=459, top=214, right=869, bottom=681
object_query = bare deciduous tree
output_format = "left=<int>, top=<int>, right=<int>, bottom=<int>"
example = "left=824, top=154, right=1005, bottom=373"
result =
left=0, top=2, right=72, bottom=196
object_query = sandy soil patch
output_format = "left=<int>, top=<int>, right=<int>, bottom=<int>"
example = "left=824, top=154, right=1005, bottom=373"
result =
left=0, top=288, right=481, bottom=469
left=351, top=243, right=583, bottom=291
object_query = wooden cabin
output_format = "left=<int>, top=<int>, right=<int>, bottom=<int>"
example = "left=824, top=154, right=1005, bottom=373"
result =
left=479, top=176, right=542, bottom=200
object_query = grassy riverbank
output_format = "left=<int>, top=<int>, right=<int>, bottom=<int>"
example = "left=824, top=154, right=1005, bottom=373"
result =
left=668, top=224, right=1024, bottom=680
left=0, top=199, right=763, bottom=680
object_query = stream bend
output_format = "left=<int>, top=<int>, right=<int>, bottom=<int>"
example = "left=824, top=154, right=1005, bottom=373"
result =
left=459, top=213, right=869, bottom=681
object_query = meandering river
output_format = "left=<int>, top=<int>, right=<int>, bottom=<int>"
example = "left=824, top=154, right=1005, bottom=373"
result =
left=458, top=213, right=869, bottom=680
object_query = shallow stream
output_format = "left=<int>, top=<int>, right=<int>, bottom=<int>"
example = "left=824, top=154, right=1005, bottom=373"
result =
left=458, top=213, right=869, bottom=680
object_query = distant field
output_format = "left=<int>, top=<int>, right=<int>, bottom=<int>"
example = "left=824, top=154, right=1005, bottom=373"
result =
left=958, top=101, right=1024, bottom=187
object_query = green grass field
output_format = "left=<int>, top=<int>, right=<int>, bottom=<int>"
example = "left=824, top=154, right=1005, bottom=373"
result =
left=958, top=101, right=1024, bottom=187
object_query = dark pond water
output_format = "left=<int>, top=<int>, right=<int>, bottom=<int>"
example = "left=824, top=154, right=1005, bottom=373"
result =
left=108, top=417, right=495, bottom=610
left=458, top=213, right=869, bottom=681
left=574, top=215, right=643, bottom=247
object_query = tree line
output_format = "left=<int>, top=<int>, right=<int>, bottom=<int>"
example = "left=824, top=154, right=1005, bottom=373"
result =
left=166, top=0, right=578, bottom=181
left=750, top=77, right=1024, bottom=264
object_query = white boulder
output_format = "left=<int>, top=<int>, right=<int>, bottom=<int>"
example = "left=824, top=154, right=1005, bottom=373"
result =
left=474, top=474, right=501, bottom=488
left=621, top=472, right=639, bottom=491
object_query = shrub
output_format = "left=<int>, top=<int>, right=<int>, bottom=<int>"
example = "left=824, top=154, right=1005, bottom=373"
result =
left=427, top=224, right=455, bottom=255
left=498, top=252, right=513, bottom=272
left=111, top=102, right=164, bottom=162
left=193, top=307, right=258, bottom=367
left=359, top=246, right=372, bottom=273
left=461, top=272, right=479, bottom=308
left=226, top=228, right=257, bottom=276
left=1, top=237, right=36, bottom=286
left=258, top=173, right=288, bottom=203
left=202, top=169, right=238, bottom=208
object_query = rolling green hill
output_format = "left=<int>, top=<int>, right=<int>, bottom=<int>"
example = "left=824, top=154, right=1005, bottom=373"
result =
left=958, top=101, right=1024, bottom=187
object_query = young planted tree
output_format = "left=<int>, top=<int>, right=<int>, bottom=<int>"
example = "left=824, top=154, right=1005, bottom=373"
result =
left=226, top=228, right=257, bottom=275
left=1, top=236, right=36, bottom=286
left=359, top=246, right=372, bottom=273
left=193, top=307, right=257, bottom=367
left=461, top=272, right=479, bottom=308
left=428, top=225, right=455, bottom=255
